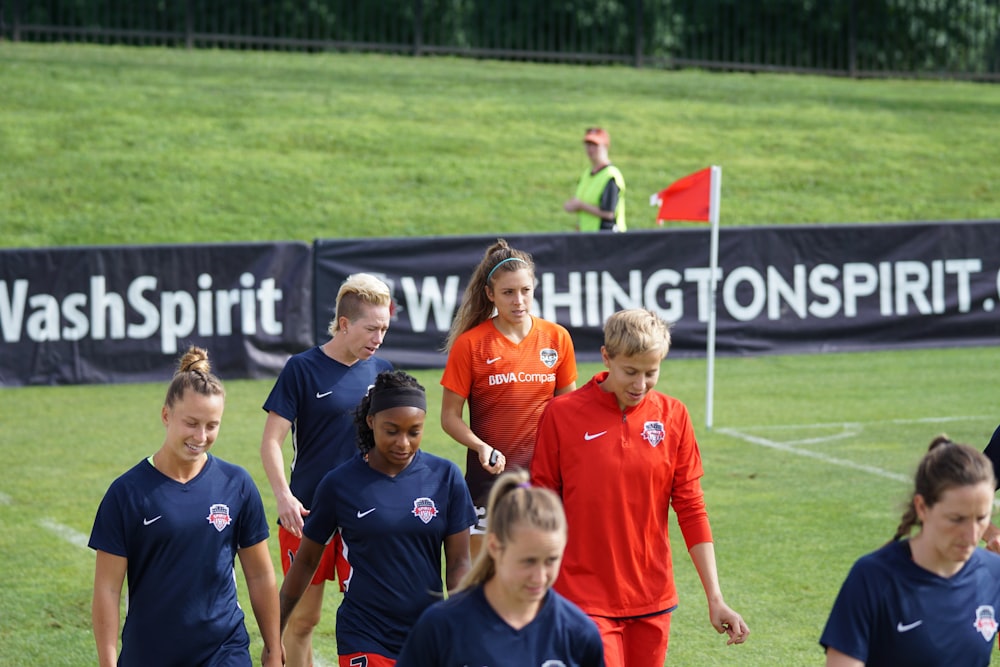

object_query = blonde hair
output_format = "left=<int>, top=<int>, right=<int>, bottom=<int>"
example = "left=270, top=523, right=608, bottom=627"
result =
left=164, top=345, right=225, bottom=409
left=457, top=470, right=566, bottom=591
left=443, top=239, right=535, bottom=352
left=603, top=308, right=672, bottom=359
left=326, top=273, right=392, bottom=337
left=891, top=435, right=994, bottom=542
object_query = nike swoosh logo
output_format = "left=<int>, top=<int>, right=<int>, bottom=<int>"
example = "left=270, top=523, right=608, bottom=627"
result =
left=143, top=516, right=162, bottom=526
left=357, top=508, right=376, bottom=518
left=896, top=620, right=922, bottom=632
left=316, top=391, right=333, bottom=399
left=584, top=431, right=608, bottom=441
left=486, top=357, right=502, bottom=365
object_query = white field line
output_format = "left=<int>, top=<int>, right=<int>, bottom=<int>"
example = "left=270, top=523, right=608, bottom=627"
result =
left=40, top=518, right=91, bottom=550
left=717, top=427, right=911, bottom=483
left=729, top=415, right=995, bottom=432
left=717, top=415, right=997, bottom=486
left=2, top=489, right=91, bottom=549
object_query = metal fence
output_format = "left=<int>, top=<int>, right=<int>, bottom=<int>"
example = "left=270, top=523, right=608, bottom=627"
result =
left=2, top=0, right=999, bottom=80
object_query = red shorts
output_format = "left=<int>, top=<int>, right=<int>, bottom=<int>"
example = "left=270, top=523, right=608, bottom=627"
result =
left=338, top=652, right=395, bottom=667
left=590, top=611, right=672, bottom=667
left=279, top=525, right=350, bottom=591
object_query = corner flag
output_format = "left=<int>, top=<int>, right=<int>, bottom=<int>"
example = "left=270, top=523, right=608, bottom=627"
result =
left=652, top=167, right=713, bottom=224
left=651, top=166, right=722, bottom=430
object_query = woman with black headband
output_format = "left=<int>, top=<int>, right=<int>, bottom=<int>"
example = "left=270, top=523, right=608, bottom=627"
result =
left=278, top=370, right=477, bottom=667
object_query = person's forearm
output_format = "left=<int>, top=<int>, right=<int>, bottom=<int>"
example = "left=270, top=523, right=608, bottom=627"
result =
left=445, top=556, right=471, bottom=593
left=441, top=413, right=490, bottom=455
left=246, top=572, right=282, bottom=655
left=261, top=440, right=294, bottom=503
left=278, top=544, right=323, bottom=632
left=579, top=202, right=614, bottom=220
left=92, top=594, right=120, bottom=667
left=689, top=541, right=725, bottom=603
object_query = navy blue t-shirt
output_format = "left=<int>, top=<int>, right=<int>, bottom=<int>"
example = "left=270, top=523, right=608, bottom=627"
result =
left=303, top=450, right=477, bottom=657
left=397, top=585, right=605, bottom=667
left=89, top=455, right=269, bottom=666
left=263, top=345, right=392, bottom=513
left=821, top=539, right=1000, bottom=666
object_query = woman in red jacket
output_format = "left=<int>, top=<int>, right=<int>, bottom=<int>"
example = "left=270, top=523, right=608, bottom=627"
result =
left=531, top=308, right=749, bottom=667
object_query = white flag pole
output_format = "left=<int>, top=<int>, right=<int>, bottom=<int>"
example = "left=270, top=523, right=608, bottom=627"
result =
left=705, top=166, right=722, bottom=430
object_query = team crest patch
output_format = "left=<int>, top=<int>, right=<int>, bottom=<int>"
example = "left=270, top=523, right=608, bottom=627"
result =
left=412, top=497, right=439, bottom=524
left=206, top=503, right=232, bottom=532
left=539, top=348, right=558, bottom=369
left=973, top=605, right=998, bottom=641
left=642, top=421, right=665, bottom=447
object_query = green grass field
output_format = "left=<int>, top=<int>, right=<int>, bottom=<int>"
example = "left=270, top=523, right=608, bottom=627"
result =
left=2, top=42, right=1000, bottom=666
left=3, top=348, right=999, bottom=665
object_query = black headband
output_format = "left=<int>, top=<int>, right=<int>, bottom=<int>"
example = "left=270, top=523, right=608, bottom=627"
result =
left=368, top=387, right=427, bottom=415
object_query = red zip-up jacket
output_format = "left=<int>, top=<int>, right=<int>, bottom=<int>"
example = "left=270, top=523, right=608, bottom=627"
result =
left=531, top=372, right=713, bottom=617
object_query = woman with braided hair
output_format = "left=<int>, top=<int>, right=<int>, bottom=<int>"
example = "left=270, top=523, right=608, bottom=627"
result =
left=821, top=435, right=1000, bottom=667
left=279, top=370, right=476, bottom=667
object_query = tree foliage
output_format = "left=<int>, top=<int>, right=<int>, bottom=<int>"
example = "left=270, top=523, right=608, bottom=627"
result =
left=6, top=0, right=999, bottom=75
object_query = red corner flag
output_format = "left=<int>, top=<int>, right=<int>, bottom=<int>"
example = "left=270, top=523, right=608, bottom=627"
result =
left=653, top=167, right=712, bottom=224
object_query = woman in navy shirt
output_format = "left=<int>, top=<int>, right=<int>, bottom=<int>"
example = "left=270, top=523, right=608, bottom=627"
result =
left=821, top=436, right=1000, bottom=667
left=90, top=346, right=281, bottom=667
left=397, top=469, right=605, bottom=667
left=278, top=370, right=476, bottom=666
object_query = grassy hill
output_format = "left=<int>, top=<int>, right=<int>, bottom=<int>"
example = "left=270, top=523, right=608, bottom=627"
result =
left=2, top=42, right=998, bottom=249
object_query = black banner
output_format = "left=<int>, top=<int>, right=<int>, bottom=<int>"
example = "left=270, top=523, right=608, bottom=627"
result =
left=315, top=221, right=1000, bottom=369
left=0, top=242, right=313, bottom=386
left=3, top=222, right=997, bottom=385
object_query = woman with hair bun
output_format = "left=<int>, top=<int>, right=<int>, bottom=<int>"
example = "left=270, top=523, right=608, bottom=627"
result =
left=396, top=469, right=604, bottom=667
left=90, top=346, right=281, bottom=667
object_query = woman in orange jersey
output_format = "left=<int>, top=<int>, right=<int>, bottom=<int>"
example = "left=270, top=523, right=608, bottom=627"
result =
left=441, top=238, right=577, bottom=557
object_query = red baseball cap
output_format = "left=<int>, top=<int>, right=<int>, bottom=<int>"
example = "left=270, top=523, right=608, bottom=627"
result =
left=583, top=127, right=610, bottom=146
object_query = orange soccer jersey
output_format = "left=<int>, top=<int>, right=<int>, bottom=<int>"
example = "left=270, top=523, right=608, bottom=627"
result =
left=532, top=372, right=713, bottom=618
left=441, top=317, right=576, bottom=504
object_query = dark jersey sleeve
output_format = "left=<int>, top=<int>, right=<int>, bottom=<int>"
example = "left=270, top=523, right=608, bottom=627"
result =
left=598, top=179, right=620, bottom=230
left=984, top=423, right=1000, bottom=489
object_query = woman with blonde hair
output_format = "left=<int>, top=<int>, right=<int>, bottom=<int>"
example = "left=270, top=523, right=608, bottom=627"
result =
left=532, top=308, right=748, bottom=666
left=260, top=272, right=394, bottom=666
left=396, top=470, right=604, bottom=666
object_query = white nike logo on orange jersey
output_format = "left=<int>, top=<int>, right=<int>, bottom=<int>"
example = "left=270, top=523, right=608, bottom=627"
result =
left=584, top=431, right=607, bottom=441
left=486, top=357, right=502, bottom=364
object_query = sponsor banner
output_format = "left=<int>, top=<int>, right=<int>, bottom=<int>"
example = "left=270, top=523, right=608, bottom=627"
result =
left=315, top=221, right=1000, bottom=368
left=0, top=242, right=313, bottom=386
